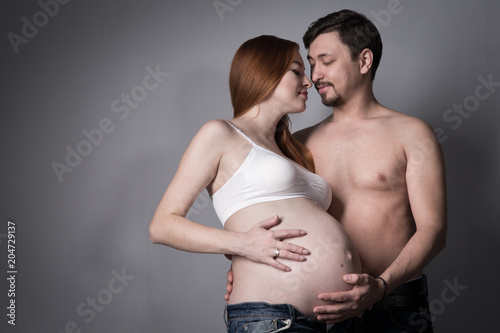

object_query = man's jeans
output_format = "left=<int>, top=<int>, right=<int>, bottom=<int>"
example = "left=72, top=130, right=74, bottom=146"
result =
left=329, top=275, right=433, bottom=333
left=225, top=302, right=327, bottom=333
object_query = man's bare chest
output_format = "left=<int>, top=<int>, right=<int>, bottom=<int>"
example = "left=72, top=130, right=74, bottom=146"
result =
left=310, top=134, right=408, bottom=192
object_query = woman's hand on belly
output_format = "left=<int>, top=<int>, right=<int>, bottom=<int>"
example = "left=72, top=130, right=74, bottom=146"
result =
left=228, top=232, right=358, bottom=317
left=231, top=215, right=310, bottom=272
left=225, top=198, right=361, bottom=316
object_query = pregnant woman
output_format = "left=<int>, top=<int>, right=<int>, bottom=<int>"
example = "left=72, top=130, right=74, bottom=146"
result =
left=149, top=35, right=361, bottom=332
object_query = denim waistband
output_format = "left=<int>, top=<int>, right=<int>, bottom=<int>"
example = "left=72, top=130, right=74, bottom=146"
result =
left=225, top=302, right=327, bottom=332
left=225, top=302, right=309, bottom=321
left=373, top=275, right=429, bottom=309
left=390, top=275, right=428, bottom=295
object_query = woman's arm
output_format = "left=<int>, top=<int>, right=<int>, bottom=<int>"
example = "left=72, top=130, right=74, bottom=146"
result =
left=149, top=119, right=310, bottom=271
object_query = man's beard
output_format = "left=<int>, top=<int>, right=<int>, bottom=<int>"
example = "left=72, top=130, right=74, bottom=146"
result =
left=320, top=89, right=343, bottom=107
left=316, top=81, right=343, bottom=107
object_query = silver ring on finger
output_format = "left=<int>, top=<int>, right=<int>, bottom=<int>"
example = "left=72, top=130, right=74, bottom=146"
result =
left=274, top=249, right=280, bottom=259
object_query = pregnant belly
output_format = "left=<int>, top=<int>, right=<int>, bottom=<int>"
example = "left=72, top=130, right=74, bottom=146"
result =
left=226, top=199, right=361, bottom=317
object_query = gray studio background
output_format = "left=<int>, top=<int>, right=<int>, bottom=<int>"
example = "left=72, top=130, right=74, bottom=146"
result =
left=1, top=0, right=498, bottom=332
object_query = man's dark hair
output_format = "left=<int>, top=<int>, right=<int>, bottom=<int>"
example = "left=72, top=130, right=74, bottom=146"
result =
left=303, top=9, right=383, bottom=80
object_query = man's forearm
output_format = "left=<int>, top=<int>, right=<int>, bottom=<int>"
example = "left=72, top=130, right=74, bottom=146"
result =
left=378, top=225, right=446, bottom=294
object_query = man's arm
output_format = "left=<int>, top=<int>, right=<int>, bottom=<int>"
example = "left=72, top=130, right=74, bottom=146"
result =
left=381, top=119, right=447, bottom=291
left=313, top=120, right=447, bottom=323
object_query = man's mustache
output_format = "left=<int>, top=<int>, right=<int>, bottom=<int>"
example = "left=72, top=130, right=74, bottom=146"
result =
left=314, top=81, right=333, bottom=90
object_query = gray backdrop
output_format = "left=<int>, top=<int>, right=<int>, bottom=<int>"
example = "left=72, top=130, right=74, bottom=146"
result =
left=1, top=0, right=499, bottom=332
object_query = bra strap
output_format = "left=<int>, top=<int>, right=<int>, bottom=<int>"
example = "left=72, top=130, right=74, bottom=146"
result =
left=225, top=120, right=255, bottom=145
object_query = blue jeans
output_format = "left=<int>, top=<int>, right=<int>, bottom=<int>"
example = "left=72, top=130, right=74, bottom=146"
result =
left=328, top=307, right=433, bottom=333
left=225, top=302, right=327, bottom=333
left=328, top=276, right=433, bottom=333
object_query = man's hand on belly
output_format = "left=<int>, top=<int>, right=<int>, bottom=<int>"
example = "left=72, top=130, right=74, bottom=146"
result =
left=313, top=273, right=385, bottom=323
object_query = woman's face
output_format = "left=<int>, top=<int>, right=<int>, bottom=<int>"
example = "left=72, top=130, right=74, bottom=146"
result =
left=269, top=51, right=312, bottom=114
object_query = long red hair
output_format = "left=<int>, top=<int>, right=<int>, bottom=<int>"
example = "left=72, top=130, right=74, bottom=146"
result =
left=229, top=35, right=315, bottom=172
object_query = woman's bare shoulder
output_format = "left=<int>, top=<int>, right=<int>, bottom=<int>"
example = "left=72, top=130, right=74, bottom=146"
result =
left=192, top=119, right=236, bottom=146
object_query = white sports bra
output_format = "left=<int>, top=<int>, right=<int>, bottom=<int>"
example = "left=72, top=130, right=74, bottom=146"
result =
left=211, top=121, right=332, bottom=225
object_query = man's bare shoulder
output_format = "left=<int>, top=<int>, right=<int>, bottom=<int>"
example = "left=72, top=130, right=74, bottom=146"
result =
left=293, top=125, right=316, bottom=145
left=293, top=116, right=331, bottom=145
left=378, top=108, right=436, bottom=141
